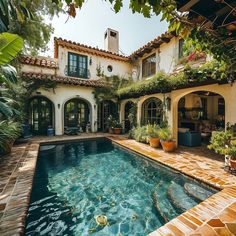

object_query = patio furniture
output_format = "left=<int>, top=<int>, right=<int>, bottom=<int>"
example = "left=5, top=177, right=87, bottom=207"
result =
left=64, top=127, right=80, bottom=135
left=178, top=131, right=201, bottom=147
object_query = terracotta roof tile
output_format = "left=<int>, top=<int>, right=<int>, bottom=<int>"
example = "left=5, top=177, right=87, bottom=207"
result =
left=21, top=72, right=107, bottom=88
left=20, top=56, right=58, bottom=68
left=130, top=32, right=176, bottom=59
left=54, top=37, right=129, bottom=62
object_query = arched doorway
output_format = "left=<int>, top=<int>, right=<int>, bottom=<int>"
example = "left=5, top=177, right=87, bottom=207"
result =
left=124, top=101, right=135, bottom=132
left=141, top=97, right=163, bottom=125
left=29, top=96, right=54, bottom=135
left=177, top=91, right=225, bottom=146
left=64, top=98, right=90, bottom=132
left=98, top=100, right=118, bottom=132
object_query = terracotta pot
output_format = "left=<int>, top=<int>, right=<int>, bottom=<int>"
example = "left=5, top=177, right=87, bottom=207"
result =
left=114, top=128, right=122, bottom=135
left=3, top=142, right=14, bottom=155
left=108, top=128, right=114, bottom=134
left=230, top=159, right=236, bottom=170
left=161, top=140, right=176, bottom=152
left=149, top=137, right=160, bottom=148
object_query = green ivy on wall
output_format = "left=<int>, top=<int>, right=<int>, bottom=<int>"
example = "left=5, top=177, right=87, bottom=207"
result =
left=117, top=60, right=229, bottom=99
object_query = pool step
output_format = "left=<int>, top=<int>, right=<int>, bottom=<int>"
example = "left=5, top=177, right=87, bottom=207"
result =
left=152, top=191, right=169, bottom=223
left=167, top=182, right=198, bottom=213
left=184, top=183, right=214, bottom=202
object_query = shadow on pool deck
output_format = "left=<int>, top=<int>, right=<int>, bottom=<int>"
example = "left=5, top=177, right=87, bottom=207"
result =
left=0, top=134, right=236, bottom=236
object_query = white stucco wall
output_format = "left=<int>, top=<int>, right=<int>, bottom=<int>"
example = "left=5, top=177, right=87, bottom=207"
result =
left=133, top=37, right=179, bottom=81
left=57, top=46, right=132, bottom=79
left=32, top=85, right=97, bottom=135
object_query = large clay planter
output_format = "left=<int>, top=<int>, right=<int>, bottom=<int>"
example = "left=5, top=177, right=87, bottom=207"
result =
left=108, top=128, right=114, bottom=134
left=161, top=140, right=176, bottom=152
left=114, top=128, right=122, bottom=135
left=230, top=159, right=236, bottom=170
left=3, top=142, right=14, bottom=155
left=149, top=137, right=160, bottom=148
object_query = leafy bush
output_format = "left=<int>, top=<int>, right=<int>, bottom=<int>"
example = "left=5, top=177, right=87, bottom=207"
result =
left=146, top=124, right=160, bottom=138
left=208, top=131, right=233, bottom=155
left=133, top=126, right=149, bottom=143
left=158, top=127, right=173, bottom=141
left=117, top=60, right=227, bottom=99
left=0, top=121, right=21, bottom=155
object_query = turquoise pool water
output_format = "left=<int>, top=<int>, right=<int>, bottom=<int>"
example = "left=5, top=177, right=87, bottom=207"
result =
left=25, top=138, right=217, bottom=235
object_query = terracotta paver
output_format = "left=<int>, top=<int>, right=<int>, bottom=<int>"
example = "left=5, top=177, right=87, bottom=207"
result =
left=1, top=134, right=236, bottom=235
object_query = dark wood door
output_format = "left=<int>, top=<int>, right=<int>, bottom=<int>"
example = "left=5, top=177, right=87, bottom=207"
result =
left=29, top=97, right=53, bottom=135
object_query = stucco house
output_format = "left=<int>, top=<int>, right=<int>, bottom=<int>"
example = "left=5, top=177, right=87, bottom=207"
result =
left=20, top=28, right=235, bottom=145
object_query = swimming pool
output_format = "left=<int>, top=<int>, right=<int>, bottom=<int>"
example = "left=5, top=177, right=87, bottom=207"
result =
left=25, top=138, right=217, bottom=235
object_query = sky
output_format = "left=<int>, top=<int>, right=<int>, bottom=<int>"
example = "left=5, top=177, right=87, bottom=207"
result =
left=45, top=0, right=168, bottom=57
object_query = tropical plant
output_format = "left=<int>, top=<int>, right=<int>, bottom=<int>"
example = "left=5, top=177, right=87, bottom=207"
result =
left=208, top=130, right=233, bottom=156
left=107, top=115, right=116, bottom=128
left=0, top=33, right=24, bottom=65
left=1, top=0, right=62, bottom=54
left=114, top=121, right=122, bottom=129
left=0, top=121, right=21, bottom=155
left=146, top=123, right=160, bottom=138
left=158, top=127, right=173, bottom=141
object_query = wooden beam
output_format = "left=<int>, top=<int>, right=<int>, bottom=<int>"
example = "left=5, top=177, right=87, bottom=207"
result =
left=179, top=0, right=200, bottom=12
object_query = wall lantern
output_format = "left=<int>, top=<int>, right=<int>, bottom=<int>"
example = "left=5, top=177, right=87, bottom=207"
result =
left=89, top=57, right=92, bottom=66
left=57, top=103, right=60, bottom=109
left=94, top=104, right=97, bottom=110
left=166, top=97, right=171, bottom=111
left=227, top=73, right=234, bottom=86
left=36, top=91, right=41, bottom=95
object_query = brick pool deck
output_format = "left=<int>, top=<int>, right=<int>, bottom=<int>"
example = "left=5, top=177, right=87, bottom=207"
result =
left=0, top=134, right=236, bottom=235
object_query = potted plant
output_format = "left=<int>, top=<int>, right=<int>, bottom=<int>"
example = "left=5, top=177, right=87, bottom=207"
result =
left=133, top=126, right=149, bottom=143
left=113, top=122, right=123, bottom=135
left=0, top=121, right=21, bottom=155
left=208, top=130, right=233, bottom=167
left=107, top=115, right=116, bottom=134
left=146, top=124, right=160, bottom=148
left=159, top=127, right=176, bottom=152
left=227, top=145, right=236, bottom=170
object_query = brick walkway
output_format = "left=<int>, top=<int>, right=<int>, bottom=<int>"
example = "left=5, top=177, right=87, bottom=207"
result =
left=0, top=134, right=236, bottom=235
left=109, top=136, right=236, bottom=236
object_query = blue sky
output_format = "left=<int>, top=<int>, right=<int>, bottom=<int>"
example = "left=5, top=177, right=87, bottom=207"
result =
left=46, top=0, right=168, bottom=57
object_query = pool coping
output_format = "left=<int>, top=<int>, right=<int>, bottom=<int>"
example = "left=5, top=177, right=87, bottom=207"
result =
left=0, top=134, right=236, bottom=235
left=108, top=136, right=236, bottom=236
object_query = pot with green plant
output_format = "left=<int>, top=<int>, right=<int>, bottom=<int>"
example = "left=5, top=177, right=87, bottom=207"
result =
left=208, top=130, right=233, bottom=167
left=159, top=127, right=176, bottom=152
left=133, top=126, right=149, bottom=143
left=227, top=145, right=236, bottom=170
left=107, top=115, right=116, bottom=134
left=146, top=124, right=160, bottom=148
left=0, top=121, right=21, bottom=155
left=113, top=122, right=123, bottom=135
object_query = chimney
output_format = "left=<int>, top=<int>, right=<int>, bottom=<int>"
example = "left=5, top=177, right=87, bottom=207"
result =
left=104, top=28, right=119, bottom=54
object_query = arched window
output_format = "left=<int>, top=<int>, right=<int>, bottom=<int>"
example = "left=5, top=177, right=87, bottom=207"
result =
left=29, top=96, right=54, bottom=135
left=142, top=97, right=163, bottom=125
left=64, top=98, right=90, bottom=131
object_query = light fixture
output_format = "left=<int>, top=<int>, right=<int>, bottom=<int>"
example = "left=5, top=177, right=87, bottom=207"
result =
left=57, top=103, right=60, bottom=109
left=36, top=91, right=41, bottom=95
left=227, top=73, right=234, bottom=86
left=89, top=57, right=92, bottom=65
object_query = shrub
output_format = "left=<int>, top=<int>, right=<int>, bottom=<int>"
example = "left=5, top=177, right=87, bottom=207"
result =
left=158, top=127, right=172, bottom=141
left=0, top=121, right=21, bottom=155
left=133, top=126, right=149, bottom=143
left=146, top=124, right=160, bottom=138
